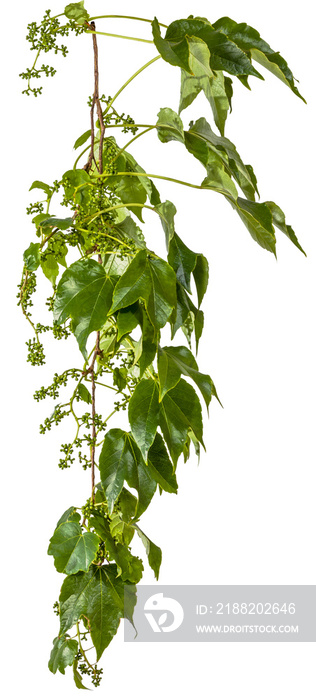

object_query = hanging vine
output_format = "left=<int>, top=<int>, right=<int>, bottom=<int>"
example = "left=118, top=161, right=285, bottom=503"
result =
left=19, top=2, right=306, bottom=689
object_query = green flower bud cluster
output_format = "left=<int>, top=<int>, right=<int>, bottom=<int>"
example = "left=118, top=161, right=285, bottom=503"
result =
left=17, top=271, right=37, bottom=310
left=20, top=10, right=85, bottom=96
left=26, top=338, right=46, bottom=366
left=53, top=601, right=60, bottom=616
left=88, top=94, right=138, bottom=134
left=39, top=405, right=68, bottom=434
left=59, top=443, right=75, bottom=469
left=76, top=651, right=103, bottom=688
left=34, top=369, right=81, bottom=402
left=26, top=201, right=44, bottom=216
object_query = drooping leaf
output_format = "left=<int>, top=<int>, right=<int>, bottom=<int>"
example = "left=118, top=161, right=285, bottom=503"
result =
left=168, top=233, right=197, bottom=293
left=128, top=378, right=160, bottom=461
left=116, top=175, right=147, bottom=222
left=186, top=117, right=258, bottom=200
left=172, top=283, right=205, bottom=353
left=155, top=200, right=177, bottom=247
left=147, top=432, right=178, bottom=494
left=156, top=107, right=185, bottom=143
left=187, top=36, right=213, bottom=78
left=117, top=303, right=141, bottom=341
left=265, top=201, right=306, bottom=255
left=29, top=180, right=52, bottom=197
left=139, top=309, right=157, bottom=377
left=73, top=657, right=89, bottom=689
left=90, top=513, right=143, bottom=583
left=23, top=242, right=40, bottom=272
left=74, top=129, right=91, bottom=150
left=39, top=216, right=73, bottom=230
left=154, top=18, right=263, bottom=79
left=230, top=197, right=276, bottom=254
left=114, top=216, right=146, bottom=249
left=134, top=525, right=162, bottom=580
left=110, top=250, right=151, bottom=315
left=159, top=379, right=204, bottom=466
left=213, top=16, right=305, bottom=101
left=158, top=345, right=218, bottom=409
left=48, top=520, right=99, bottom=575
left=77, top=383, right=92, bottom=404
left=54, top=259, right=114, bottom=359
left=193, top=254, right=209, bottom=307
left=59, top=564, right=136, bottom=660
left=48, top=636, right=78, bottom=675
left=99, top=430, right=157, bottom=516
left=110, top=251, right=177, bottom=331
left=146, top=257, right=177, bottom=329
left=56, top=507, right=80, bottom=528
left=41, top=254, right=59, bottom=286
left=64, top=1, right=90, bottom=25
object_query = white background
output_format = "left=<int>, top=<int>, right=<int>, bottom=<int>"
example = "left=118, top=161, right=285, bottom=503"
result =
left=1, top=0, right=315, bottom=697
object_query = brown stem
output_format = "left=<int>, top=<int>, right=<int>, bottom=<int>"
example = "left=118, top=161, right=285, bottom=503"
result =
left=84, top=21, right=106, bottom=174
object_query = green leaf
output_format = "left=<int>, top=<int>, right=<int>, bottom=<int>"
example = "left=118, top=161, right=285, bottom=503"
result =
left=168, top=233, right=197, bottom=293
left=156, top=108, right=185, bottom=143
left=73, top=657, right=89, bottom=690
left=41, top=255, right=59, bottom=286
left=158, top=345, right=218, bottom=409
left=193, top=254, right=209, bottom=307
left=180, top=70, right=232, bottom=136
left=265, top=201, right=306, bottom=256
left=90, top=513, right=143, bottom=583
left=56, top=507, right=81, bottom=528
left=155, top=200, right=177, bottom=247
left=213, top=16, right=306, bottom=101
left=146, top=257, right=177, bottom=329
left=99, top=430, right=157, bottom=516
left=114, top=216, right=146, bottom=249
left=54, top=259, right=114, bottom=359
left=110, top=250, right=150, bottom=314
left=99, top=429, right=130, bottom=513
left=29, top=180, right=52, bottom=197
left=128, top=379, right=160, bottom=461
left=139, top=309, right=157, bottom=377
left=134, top=525, right=162, bottom=580
left=230, top=197, right=276, bottom=254
left=157, top=18, right=263, bottom=79
left=110, top=252, right=177, bottom=330
left=172, top=283, right=205, bottom=353
left=187, top=36, right=213, bottom=78
left=59, top=564, right=136, bottom=660
left=113, top=367, right=128, bottom=391
left=186, top=117, right=257, bottom=200
left=23, top=242, right=40, bottom=272
left=117, top=303, right=140, bottom=341
left=48, top=636, right=78, bottom=675
left=64, top=2, right=90, bottom=25
left=116, top=175, right=147, bottom=222
left=147, top=433, right=178, bottom=494
left=152, top=18, right=192, bottom=72
left=124, top=151, right=161, bottom=206
left=74, top=129, right=91, bottom=150
left=119, top=488, right=138, bottom=522
left=77, top=383, right=92, bottom=404
left=39, top=216, right=73, bottom=230
left=159, top=379, right=204, bottom=466
left=62, top=169, right=91, bottom=206
left=48, top=521, right=99, bottom=575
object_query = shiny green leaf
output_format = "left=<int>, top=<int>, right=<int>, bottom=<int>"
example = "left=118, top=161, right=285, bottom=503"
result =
left=64, top=2, right=90, bottom=25
left=168, top=233, right=197, bottom=293
left=265, top=201, right=306, bottom=255
left=54, top=259, right=114, bottom=359
left=48, top=636, right=78, bottom=675
left=158, top=345, right=217, bottom=408
left=139, top=309, right=157, bottom=377
left=73, top=657, right=89, bottom=690
left=230, top=197, right=276, bottom=254
left=23, top=242, right=40, bottom=272
left=41, top=255, right=59, bottom=286
left=59, top=564, right=136, bottom=660
left=159, top=379, right=204, bottom=466
left=48, top=521, right=99, bottom=574
left=213, top=16, right=305, bottom=101
left=128, top=379, right=160, bottom=461
left=134, top=524, right=162, bottom=580
left=157, top=107, right=185, bottom=143
left=193, top=254, right=209, bottom=307
left=77, top=383, right=92, bottom=404
left=74, top=129, right=91, bottom=150
left=147, top=432, right=178, bottom=493
left=29, top=180, right=52, bottom=197
left=110, top=250, right=150, bottom=315
left=40, top=216, right=73, bottom=230
left=155, top=200, right=177, bottom=247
